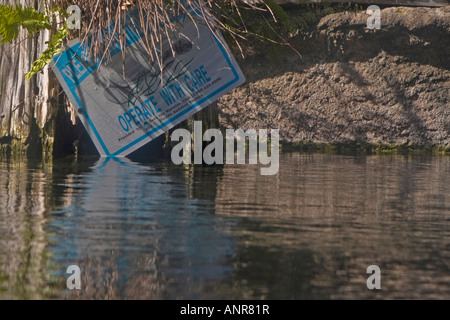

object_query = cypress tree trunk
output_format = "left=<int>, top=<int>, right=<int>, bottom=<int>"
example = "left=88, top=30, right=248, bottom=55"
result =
left=0, top=0, right=61, bottom=159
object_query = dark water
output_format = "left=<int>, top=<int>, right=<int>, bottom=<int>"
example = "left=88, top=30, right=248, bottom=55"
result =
left=0, top=153, right=449, bottom=299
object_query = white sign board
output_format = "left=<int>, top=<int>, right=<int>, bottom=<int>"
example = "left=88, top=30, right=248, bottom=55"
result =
left=51, top=11, right=245, bottom=157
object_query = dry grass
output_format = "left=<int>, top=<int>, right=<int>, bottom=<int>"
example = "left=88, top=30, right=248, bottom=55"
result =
left=48, top=0, right=272, bottom=69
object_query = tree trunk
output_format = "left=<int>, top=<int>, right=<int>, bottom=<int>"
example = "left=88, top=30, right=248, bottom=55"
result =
left=0, top=0, right=63, bottom=159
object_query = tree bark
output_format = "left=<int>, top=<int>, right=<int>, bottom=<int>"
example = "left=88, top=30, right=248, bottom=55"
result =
left=0, top=0, right=61, bottom=158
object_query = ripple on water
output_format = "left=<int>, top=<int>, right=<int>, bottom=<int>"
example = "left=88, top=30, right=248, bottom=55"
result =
left=0, top=154, right=449, bottom=299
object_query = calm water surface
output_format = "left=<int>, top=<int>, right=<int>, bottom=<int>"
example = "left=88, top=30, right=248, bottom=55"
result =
left=0, top=153, right=449, bottom=299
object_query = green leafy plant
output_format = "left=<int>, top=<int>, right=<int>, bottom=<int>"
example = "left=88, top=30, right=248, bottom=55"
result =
left=0, top=4, right=70, bottom=80
left=25, top=26, right=69, bottom=80
left=260, top=0, right=293, bottom=33
left=0, top=4, right=51, bottom=43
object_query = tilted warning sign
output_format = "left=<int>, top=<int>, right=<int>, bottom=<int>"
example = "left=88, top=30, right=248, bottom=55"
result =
left=51, top=11, right=245, bottom=157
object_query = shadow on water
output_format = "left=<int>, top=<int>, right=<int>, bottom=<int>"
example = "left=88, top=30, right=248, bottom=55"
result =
left=0, top=153, right=449, bottom=299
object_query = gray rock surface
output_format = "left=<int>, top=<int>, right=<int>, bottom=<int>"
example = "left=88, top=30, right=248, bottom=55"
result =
left=218, top=6, right=450, bottom=150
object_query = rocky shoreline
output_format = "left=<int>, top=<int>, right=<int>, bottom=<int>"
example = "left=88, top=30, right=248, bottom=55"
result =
left=218, top=6, right=450, bottom=154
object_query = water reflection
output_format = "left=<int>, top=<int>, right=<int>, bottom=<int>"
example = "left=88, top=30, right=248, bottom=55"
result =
left=0, top=159, right=58, bottom=299
left=46, top=157, right=235, bottom=299
left=215, top=154, right=450, bottom=299
left=0, top=154, right=449, bottom=299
